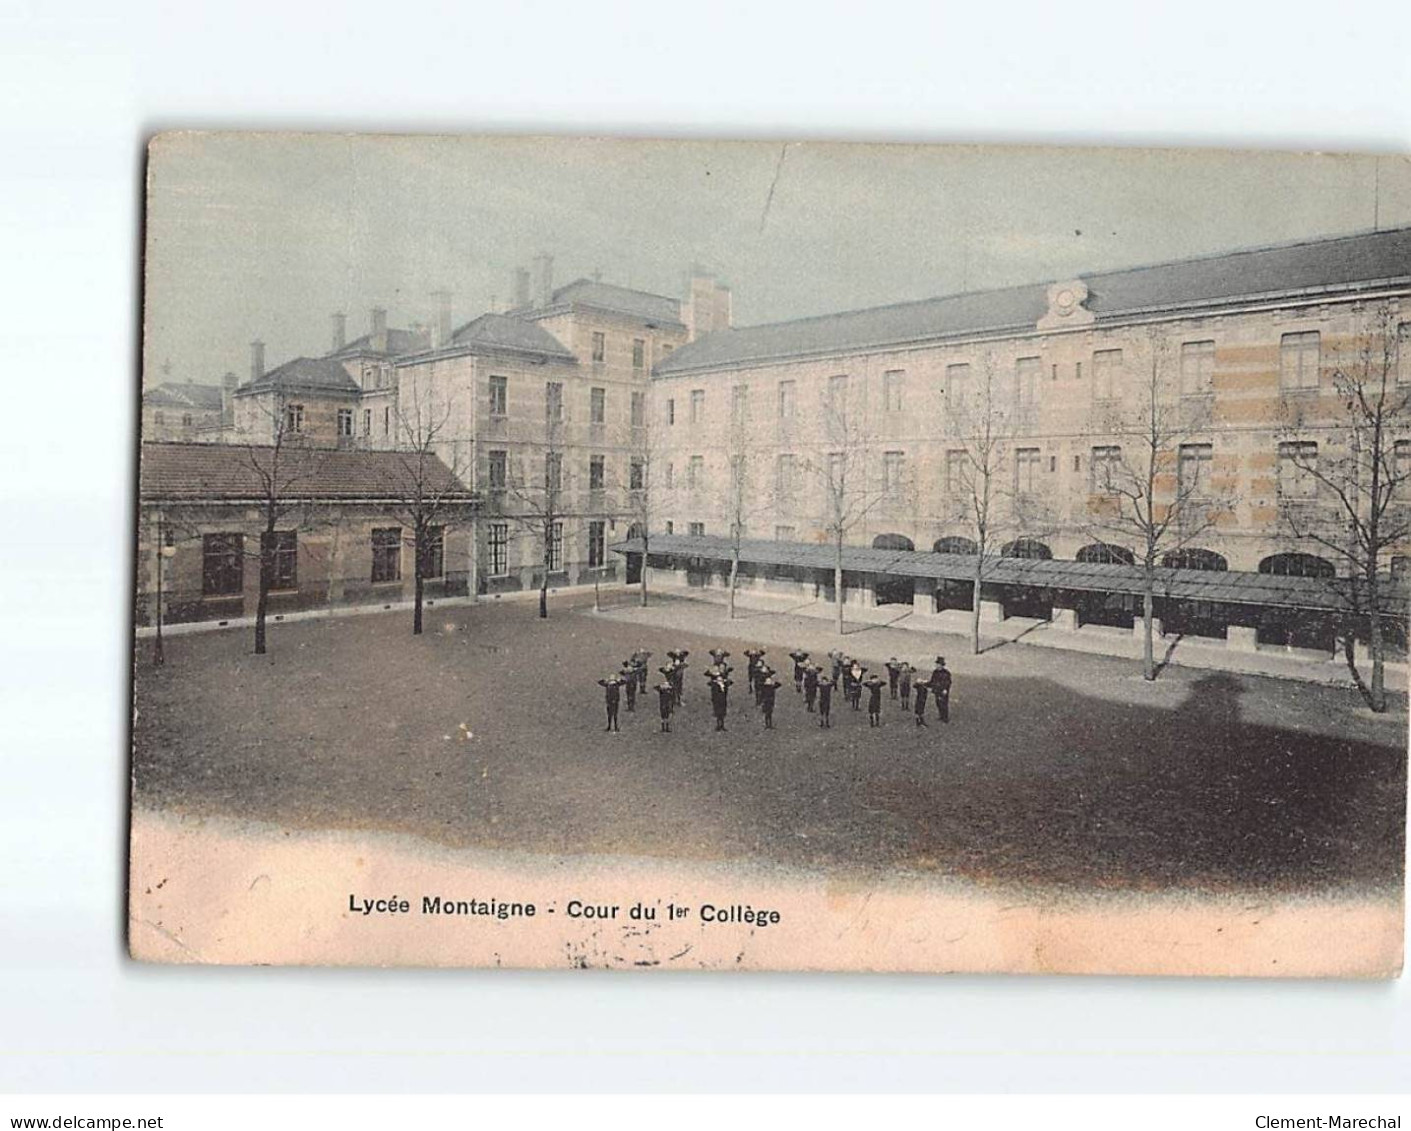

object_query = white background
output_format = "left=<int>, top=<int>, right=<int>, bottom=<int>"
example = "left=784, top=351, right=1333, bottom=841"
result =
left=2, top=0, right=1409, bottom=1094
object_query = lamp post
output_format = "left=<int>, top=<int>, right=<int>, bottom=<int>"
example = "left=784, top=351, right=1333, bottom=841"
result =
left=154, top=515, right=175, bottom=666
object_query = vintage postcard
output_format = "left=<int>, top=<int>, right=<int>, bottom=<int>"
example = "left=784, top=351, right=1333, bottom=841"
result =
left=129, top=133, right=1409, bottom=975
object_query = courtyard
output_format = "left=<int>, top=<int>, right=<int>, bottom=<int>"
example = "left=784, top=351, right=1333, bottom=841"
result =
left=130, top=589, right=1408, bottom=899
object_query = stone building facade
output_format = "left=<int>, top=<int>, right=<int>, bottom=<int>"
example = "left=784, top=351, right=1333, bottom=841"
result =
left=647, top=227, right=1411, bottom=653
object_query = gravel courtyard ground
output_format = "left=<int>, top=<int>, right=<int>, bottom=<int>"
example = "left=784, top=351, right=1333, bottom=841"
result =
left=130, top=589, right=1408, bottom=898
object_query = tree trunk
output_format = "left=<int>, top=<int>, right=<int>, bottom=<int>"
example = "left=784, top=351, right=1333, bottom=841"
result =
left=413, top=563, right=425, bottom=636
left=639, top=539, right=649, bottom=607
left=728, top=548, right=739, bottom=620
left=1141, top=566, right=1156, bottom=681
left=539, top=577, right=548, bottom=619
left=1368, top=567, right=1387, bottom=713
left=254, top=522, right=274, bottom=655
left=970, top=554, right=983, bottom=655
left=834, top=538, right=844, bottom=636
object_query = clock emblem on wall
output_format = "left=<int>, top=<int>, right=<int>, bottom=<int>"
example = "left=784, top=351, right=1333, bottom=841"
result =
left=1038, top=279, right=1095, bottom=330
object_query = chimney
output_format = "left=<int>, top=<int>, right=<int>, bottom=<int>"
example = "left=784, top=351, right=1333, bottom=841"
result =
left=331, top=312, right=347, bottom=353
left=685, top=273, right=732, bottom=341
left=370, top=307, right=388, bottom=353
left=250, top=340, right=265, bottom=383
left=514, top=267, right=531, bottom=308
left=432, top=290, right=453, bottom=348
left=532, top=254, right=554, bottom=309
left=221, top=370, right=237, bottom=427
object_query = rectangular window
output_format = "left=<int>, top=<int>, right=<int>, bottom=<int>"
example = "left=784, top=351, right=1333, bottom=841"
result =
left=630, top=391, right=645, bottom=427
left=1015, top=357, right=1041, bottom=409
left=488, top=450, right=507, bottom=489
left=201, top=533, right=243, bottom=597
left=1178, top=443, right=1213, bottom=496
left=776, top=453, right=797, bottom=496
left=371, top=527, right=402, bottom=583
left=590, top=387, right=606, bottom=424
left=1180, top=340, right=1215, bottom=397
left=1090, top=445, right=1122, bottom=493
left=546, top=522, right=563, bottom=571
left=1395, top=439, right=1411, bottom=481
left=488, top=523, right=509, bottom=576
left=688, top=455, right=704, bottom=489
left=588, top=520, right=606, bottom=567
left=731, top=385, right=750, bottom=425
left=383, top=406, right=390, bottom=436
left=1014, top=447, right=1042, bottom=494
left=945, top=449, right=967, bottom=494
left=591, top=332, right=606, bottom=364
left=1278, top=441, right=1319, bottom=499
left=665, top=462, right=675, bottom=489
left=775, top=525, right=796, bottom=542
left=1280, top=331, right=1321, bottom=390
left=489, top=375, right=508, bottom=416
left=883, top=450, right=905, bottom=492
left=629, top=457, right=645, bottom=490
left=285, top=403, right=305, bottom=434
left=667, top=398, right=676, bottom=426
left=945, top=363, right=970, bottom=409
left=337, top=408, right=353, bottom=437
left=827, top=374, right=849, bottom=417
left=1092, top=350, right=1123, bottom=400
left=665, top=520, right=674, bottom=535
left=688, top=522, right=705, bottom=537
left=589, top=455, right=605, bottom=490
left=545, top=452, right=562, bottom=491
left=883, top=369, right=905, bottom=412
left=265, top=529, right=297, bottom=589
left=545, top=381, right=564, bottom=422
left=690, top=389, right=705, bottom=423
left=362, top=408, right=372, bottom=436
left=777, top=379, right=797, bottom=419
left=632, top=339, right=646, bottom=369
left=1399, top=323, right=1411, bottom=386
left=421, top=525, right=445, bottom=579
left=729, top=454, right=745, bottom=496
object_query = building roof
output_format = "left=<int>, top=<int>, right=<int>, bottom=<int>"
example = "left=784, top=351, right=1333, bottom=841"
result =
left=331, top=327, right=431, bottom=359
left=447, top=312, right=578, bottom=360
left=656, top=226, right=1411, bottom=375
left=239, top=356, right=361, bottom=395
left=144, top=381, right=227, bottom=411
left=520, top=278, right=685, bottom=326
left=139, top=441, right=473, bottom=502
left=610, top=533, right=1409, bottom=614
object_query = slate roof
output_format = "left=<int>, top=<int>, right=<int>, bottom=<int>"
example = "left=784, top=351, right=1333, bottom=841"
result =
left=521, top=278, right=685, bottom=326
left=139, top=441, right=474, bottom=502
left=332, top=327, right=430, bottom=358
left=239, top=356, right=361, bottom=395
left=447, top=312, right=577, bottom=360
left=657, top=226, right=1411, bottom=375
left=609, top=533, right=1409, bottom=614
left=143, top=381, right=227, bottom=411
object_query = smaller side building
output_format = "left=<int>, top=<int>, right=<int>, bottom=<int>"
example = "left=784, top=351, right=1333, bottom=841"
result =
left=136, top=441, right=478, bottom=627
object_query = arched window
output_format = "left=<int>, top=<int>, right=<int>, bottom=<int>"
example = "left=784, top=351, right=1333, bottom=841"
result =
left=1001, top=538, right=1052, bottom=560
left=933, top=536, right=978, bottom=555
left=1162, top=548, right=1228, bottom=571
left=1258, top=552, right=1335, bottom=578
left=1076, top=542, right=1135, bottom=565
left=871, top=533, right=915, bottom=551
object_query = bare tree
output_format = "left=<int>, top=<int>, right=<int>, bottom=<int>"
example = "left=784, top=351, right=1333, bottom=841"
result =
left=618, top=400, right=660, bottom=608
left=1277, top=305, right=1411, bottom=712
left=802, top=376, right=888, bottom=636
left=1087, top=334, right=1236, bottom=681
left=379, top=384, right=477, bottom=635
left=724, top=385, right=770, bottom=619
left=500, top=383, right=568, bottom=619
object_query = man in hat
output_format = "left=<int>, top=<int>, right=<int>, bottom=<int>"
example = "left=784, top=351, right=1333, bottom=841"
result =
left=655, top=678, right=676, bottom=733
left=708, top=673, right=733, bottom=732
left=619, top=660, right=638, bottom=713
left=597, top=673, right=625, bottom=733
left=816, top=673, right=836, bottom=728
left=930, top=657, right=953, bottom=723
left=862, top=672, right=887, bottom=727
left=884, top=657, right=903, bottom=701
left=758, top=671, right=782, bottom=730
left=802, top=661, right=820, bottom=713
left=788, top=649, right=810, bottom=693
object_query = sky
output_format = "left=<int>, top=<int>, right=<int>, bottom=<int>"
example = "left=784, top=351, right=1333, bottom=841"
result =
left=141, top=134, right=1411, bottom=387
